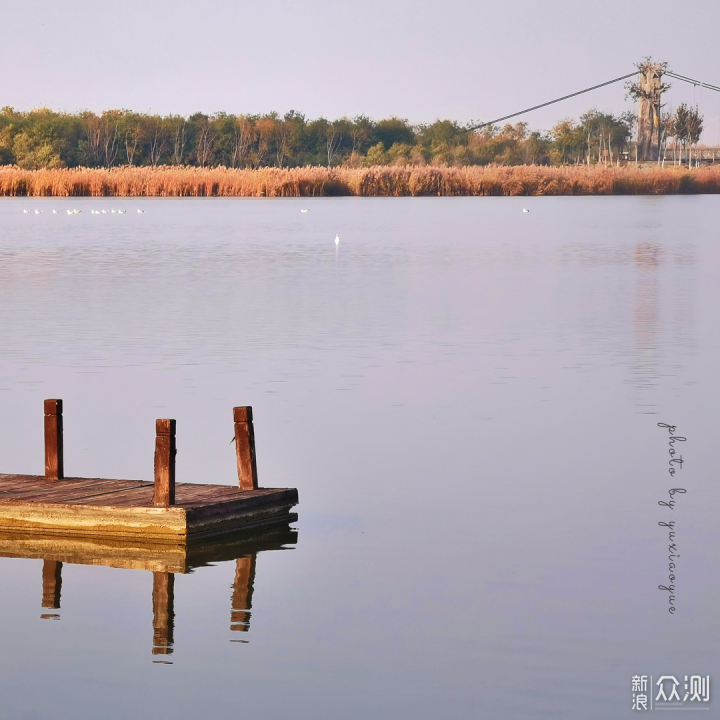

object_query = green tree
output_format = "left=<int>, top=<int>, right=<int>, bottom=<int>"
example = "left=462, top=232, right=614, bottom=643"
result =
left=551, top=119, right=583, bottom=164
left=373, top=118, right=414, bottom=150
left=686, top=106, right=703, bottom=168
left=673, top=104, right=691, bottom=167
left=12, top=132, right=64, bottom=169
left=362, top=142, right=388, bottom=166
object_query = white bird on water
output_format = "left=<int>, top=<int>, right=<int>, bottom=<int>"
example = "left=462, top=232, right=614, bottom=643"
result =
left=34, top=209, right=42, bottom=214
left=335, top=234, right=340, bottom=247
left=52, top=209, right=59, bottom=214
left=73, top=209, right=81, bottom=214
left=118, top=209, right=126, bottom=214
left=66, top=209, right=73, bottom=215
left=522, top=208, right=530, bottom=213
left=137, top=209, right=144, bottom=213
left=23, top=209, right=30, bottom=214
left=301, top=209, right=309, bottom=213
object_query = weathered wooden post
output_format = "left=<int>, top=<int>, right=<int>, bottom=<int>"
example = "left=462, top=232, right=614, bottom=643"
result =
left=44, top=399, right=64, bottom=481
left=230, top=554, right=256, bottom=633
left=41, top=559, right=63, bottom=609
left=233, top=407, right=258, bottom=491
left=152, top=572, right=175, bottom=655
left=154, top=419, right=176, bottom=507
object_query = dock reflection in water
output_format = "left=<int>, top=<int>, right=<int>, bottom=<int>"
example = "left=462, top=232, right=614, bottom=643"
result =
left=0, top=527, right=297, bottom=658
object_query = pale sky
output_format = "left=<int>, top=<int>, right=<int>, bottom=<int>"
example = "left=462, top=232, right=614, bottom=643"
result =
left=2, top=0, right=719, bottom=139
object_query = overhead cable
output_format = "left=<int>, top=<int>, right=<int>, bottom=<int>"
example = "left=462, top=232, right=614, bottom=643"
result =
left=665, top=72, right=720, bottom=93
left=463, top=69, right=719, bottom=135
left=466, top=72, right=638, bottom=132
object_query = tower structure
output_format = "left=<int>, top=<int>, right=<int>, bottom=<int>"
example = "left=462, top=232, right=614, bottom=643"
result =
left=627, top=60, right=670, bottom=161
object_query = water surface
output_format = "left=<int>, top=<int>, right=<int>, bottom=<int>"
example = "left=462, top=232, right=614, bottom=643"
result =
left=0, top=196, right=718, bottom=718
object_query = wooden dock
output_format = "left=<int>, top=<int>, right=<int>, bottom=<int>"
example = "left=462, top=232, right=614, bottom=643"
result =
left=0, top=400, right=298, bottom=543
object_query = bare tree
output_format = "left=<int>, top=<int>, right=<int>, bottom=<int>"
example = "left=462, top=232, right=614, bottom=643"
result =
left=145, top=116, right=166, bottom=167
left=100, top=112, right=120, bottom=168
left=254, top=116, right=275, bottom=168
left=275, top=120, right=291, bottom=168
left=83, top=112, right=102, bottom=166
left=231, top=116, right=254, bottom=168
left=326, top=120, right=343, bottom=167
left=123, top=115, right=142, bottom=166
left=194, top=117, right=216, bottom=168
left=170, top=117, right=186, bottom=165
left=350, top=116, right=371, bottom=155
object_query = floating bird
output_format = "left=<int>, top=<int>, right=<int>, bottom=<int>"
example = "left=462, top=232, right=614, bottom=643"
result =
left=101, top=209, right=107, bottom=214
left=111, top=209, right=117, bottom=214
left=522, top=208, right=530, bottom=213
left=118, top=209, right=126, bottom=214
left=335, top=234, right=340, bottom=247
left=52, top=209, right=59, bottom=214
left=23, top=209, right=30, bottom=214
left=137, top=209, right=144, bottom=213
left=301, top=209, right=309, bottom=213
left=34, top=209, right=42, bottom=214
left=66, top=210, right=73, bottom=215
left=72, top=209, right=81, bottom=214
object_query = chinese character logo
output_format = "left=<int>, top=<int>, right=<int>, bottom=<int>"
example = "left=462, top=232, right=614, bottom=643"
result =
left=688, top=676, right=710, bottom=703
left=656, top=676, right=681, bottom=703
left=632, top=676, right=648, bottom=711
left=632, top=675, right=709, bottom=710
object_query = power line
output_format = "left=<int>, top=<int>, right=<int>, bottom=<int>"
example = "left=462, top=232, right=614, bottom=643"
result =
left=462, top=68, right=720, bottom=136
left=466, top=72, right=637, bottom=132
left=665, top=72, right=720, bottom=94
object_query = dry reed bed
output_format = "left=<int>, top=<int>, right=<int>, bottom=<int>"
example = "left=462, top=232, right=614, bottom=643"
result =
left=1, top=164, right=719, bottom=197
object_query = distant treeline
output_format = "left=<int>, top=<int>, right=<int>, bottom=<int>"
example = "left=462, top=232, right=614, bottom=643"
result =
left=2, top=165, right=719, bottom=198
left=0, top=106, right=645, bottom=170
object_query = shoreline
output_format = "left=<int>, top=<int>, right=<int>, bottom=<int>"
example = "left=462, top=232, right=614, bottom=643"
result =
left=1, top=164, right=719, bottom=197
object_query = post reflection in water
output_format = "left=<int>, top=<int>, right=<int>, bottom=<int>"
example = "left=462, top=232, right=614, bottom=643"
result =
left=0, top=527, right=296, bottom=658
left=40, top=559, right=62, bottom=619
left=230, top=555, right=255, bottom=639
left=152, top=572, right=175, bottom=656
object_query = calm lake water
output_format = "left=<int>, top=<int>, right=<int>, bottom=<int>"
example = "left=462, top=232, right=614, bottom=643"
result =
left=0, top=195, right=719, bottom=719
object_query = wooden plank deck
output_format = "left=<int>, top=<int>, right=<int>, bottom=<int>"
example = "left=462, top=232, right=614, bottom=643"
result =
left=0, top=474, right=299, bottom=543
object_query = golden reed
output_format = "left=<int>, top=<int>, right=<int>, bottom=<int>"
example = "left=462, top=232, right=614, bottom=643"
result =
left=1, top=164, right=719, bottom=197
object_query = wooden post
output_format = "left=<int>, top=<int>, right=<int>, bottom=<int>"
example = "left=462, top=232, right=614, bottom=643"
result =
left=230, top=554, right=256, bottom=633
left=44, top=399, right=64, bottom=481
left=152, top=572, right=174, bottom=655
left=154, top=419, right=176, bottom=507
left=41, top=559, right=63, bottom=609
left=233, top=406, right=258, bottom=491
